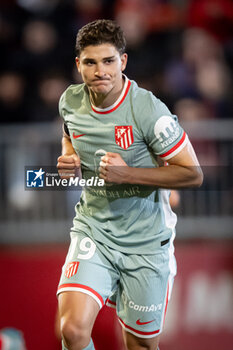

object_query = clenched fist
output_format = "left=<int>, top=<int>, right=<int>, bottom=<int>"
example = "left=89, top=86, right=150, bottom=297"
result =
left=57, top=154, right=80, bottom=179
left=99, top=152, right=130, bottom=184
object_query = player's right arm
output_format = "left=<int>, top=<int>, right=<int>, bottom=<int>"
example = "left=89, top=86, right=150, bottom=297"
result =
left=57, top=125, right=80, bottom=179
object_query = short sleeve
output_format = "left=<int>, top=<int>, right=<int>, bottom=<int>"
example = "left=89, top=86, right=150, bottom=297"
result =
left=59, top=90, right=70, bottom=135
left=58, top=91, right=66, bottom=120
left=140, top=93, right=188, bottom=160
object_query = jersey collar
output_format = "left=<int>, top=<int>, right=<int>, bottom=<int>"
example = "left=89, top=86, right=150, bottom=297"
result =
left=90, top=75, right=131, bottom=114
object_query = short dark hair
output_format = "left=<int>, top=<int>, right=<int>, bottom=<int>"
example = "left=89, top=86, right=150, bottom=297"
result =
left=75, top=19, right=126, bottom=57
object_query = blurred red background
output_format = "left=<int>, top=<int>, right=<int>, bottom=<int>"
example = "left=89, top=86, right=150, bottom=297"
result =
left=0, top=241, right=232, bottom=350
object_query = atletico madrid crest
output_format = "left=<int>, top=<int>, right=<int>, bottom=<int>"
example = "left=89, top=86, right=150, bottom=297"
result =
left=115, top=126, right=134, bottom=150
left=65, top=261, right=79, bottom=279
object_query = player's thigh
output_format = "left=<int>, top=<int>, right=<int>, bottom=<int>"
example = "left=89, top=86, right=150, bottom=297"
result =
left=117, top=250, right=176, bottom=339
left=58, top=291, right=99, bottom=334
left=123, top=331, right=160, bottom=350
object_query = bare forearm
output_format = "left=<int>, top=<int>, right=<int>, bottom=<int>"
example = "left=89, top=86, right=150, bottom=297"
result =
left=100, top=143, right=203, bottom=188
left=124, top=165, right=203, bottom=189
left=62, top=136, right=76, bottom=156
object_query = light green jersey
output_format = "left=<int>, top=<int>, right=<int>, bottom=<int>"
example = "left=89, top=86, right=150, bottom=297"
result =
left=59, top=76, right=188, bottom=254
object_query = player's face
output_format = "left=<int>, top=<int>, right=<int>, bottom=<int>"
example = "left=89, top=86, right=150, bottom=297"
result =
left=75, top=43, right=127, bottom=96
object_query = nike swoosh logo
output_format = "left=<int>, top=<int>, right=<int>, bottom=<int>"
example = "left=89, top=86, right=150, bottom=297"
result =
left=73, top=132, right=86, bottom=139
left=136, top=319, right=155, bottom=326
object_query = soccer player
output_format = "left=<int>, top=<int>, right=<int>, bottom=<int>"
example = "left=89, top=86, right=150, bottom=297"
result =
left=56, top=19, right=203, bottom=350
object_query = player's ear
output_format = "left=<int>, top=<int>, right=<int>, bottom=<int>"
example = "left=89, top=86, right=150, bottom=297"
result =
left=121, top=53, right=128, bottom=72
left=75, top=57, right=81, bottom=72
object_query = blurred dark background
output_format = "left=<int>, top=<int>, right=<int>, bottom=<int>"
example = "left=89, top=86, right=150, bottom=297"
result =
left=0, top=1, right=232, bottom=350
left=1, top=0, right=233, bottom=123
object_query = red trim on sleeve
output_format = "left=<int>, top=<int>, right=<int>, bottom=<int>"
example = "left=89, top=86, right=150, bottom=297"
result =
left=57, top=283, right=104, bottom=306
left=91, top=80, right=131, bottom=114
left=160, top=131, right=186, bottom=158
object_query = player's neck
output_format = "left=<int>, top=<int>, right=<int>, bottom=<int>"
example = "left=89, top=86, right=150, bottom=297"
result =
left=89, top=76, right=125, bottom=109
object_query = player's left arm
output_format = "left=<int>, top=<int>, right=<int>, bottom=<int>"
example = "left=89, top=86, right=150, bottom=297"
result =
left=99, top=140, right=203, bottom=189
